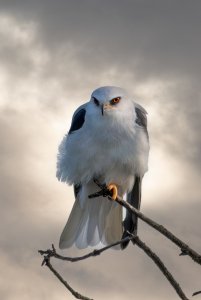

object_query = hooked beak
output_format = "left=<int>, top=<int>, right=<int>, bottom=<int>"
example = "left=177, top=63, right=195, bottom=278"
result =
left=101, top=104, right=104, bottom=116
left=101, top=103, right=111, bottom=116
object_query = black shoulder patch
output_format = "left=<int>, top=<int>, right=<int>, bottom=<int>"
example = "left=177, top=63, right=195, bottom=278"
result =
left=69, top=109, right=86, bottom=134
left=135, top=107, right=147, bottom=128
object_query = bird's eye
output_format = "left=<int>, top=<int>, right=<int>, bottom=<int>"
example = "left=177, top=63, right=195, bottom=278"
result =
left=110, top=97, right=121, bottom=105
left=93, top=97, right=99, bottom=106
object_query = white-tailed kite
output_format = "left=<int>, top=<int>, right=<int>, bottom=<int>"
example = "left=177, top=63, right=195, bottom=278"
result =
left=57, top=86, right=149, bottom=250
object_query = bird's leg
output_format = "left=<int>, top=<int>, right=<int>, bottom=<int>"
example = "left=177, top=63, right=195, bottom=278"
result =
left=107, top=183, right=118, bottom=200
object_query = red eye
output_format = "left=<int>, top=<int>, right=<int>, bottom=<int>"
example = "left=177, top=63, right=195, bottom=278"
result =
left=110, top=97, right=121, bottom=105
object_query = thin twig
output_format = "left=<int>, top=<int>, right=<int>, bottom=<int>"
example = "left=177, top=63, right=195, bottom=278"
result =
left=114, top=195, right=201, bottom=265
left=39, top=236, right=132, bottom=263
left=132, top=235, right=190, bottom=300
left=39, top=234, right=190, bottom=300
left=39, top=237, right=133, bottom=300
left=89, top=182, right=201, bottom=265
left=193, top=291, right=201, bottom=297
left=41, top=254, right=93, bottom=300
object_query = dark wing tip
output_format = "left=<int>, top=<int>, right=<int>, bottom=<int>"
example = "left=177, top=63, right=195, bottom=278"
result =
left=74, top=184, right=82, bottom=198
left=135, top=106, right=147, bottom=128
left=121, top=176, right=142, bottom=250
left=135, top=105, right=149, bottom=140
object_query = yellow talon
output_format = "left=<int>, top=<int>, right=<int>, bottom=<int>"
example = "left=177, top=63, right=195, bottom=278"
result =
left=107, top=183, right=118, bottom=200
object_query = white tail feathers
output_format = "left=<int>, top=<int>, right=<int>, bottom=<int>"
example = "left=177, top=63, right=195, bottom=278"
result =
left=59, top=183, right=123, bottom=250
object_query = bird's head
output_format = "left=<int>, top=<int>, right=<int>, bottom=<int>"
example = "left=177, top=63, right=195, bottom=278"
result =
left=90, top=86, right=132, bottom=117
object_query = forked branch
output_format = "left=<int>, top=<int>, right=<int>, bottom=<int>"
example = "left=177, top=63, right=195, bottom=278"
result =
left=39, top=234, right=190, bottom=300
left=90, top=180, right=201, bottom=265
left=39, top=182, right=201, bottom=300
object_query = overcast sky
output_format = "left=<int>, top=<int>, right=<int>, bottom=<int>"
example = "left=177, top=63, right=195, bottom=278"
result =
left=0, top=1, right=201, bottom=300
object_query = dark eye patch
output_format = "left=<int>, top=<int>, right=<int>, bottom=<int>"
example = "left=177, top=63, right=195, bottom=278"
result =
left=93, top=97, right=99, bottom=106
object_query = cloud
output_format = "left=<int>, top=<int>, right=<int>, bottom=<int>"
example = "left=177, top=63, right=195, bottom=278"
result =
left=2, top=1, right=201, bottom=80
left=0, top=2, right=200, bottom=300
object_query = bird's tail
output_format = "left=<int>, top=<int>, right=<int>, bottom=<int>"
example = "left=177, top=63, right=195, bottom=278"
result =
left=59, top=181, right=123, bottom=249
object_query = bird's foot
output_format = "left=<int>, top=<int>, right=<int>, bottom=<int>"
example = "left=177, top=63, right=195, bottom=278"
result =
left=88, top=179, right=118, bottom=200
left=107, top=183, right=118, bottom=200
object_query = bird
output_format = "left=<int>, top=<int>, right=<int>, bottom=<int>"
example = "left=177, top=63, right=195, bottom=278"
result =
left=57, top=86, right=149, bottom=250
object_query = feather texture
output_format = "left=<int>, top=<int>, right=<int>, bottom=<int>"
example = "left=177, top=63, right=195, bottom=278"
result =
left=59, top=181, right=123, bottom=249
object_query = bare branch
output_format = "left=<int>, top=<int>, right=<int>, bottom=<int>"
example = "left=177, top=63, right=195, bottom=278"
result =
left=193, top=291, right=201, bottom=297
left=114, top=195, right=201, bottom=265
left=39, top=181, right=201, bottom=299
left=133, top=235, right=190, bottom=300
left=38, top=237, right=133, bottom=300
left=89, top=181, right=201, bottom=265
left=40, top=249, right=93, bottom=300
left=39, top=234, right=190, bottom=300
left=39, top=236, right=132, bottom=263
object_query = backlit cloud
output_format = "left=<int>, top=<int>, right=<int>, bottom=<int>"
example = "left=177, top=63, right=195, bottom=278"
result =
left=0, top=2, right=200, bottom=299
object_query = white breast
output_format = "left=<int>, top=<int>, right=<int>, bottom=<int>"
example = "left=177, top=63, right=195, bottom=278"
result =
left=57, top=103, right=149, bottom=194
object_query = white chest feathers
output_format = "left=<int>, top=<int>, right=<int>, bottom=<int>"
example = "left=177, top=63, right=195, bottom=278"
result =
left=57, top=104, right=149, bottom=193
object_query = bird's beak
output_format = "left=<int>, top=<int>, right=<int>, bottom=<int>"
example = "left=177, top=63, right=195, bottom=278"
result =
left=102, top=103, right=111, bottom=116
left=101, top=104, right=104, bottom=116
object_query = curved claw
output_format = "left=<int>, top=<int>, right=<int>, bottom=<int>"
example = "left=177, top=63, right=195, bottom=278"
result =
left=107, top=183, right=118, bottom=200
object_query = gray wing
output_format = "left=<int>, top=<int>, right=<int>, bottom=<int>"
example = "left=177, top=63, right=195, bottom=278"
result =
left=121, top=103, right=148, bottom=249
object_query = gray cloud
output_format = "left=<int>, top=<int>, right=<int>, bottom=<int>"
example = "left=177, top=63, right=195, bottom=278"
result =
left=2, top=0, right=201, bottom=80
left=1, top=0, right=201, bottom=170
